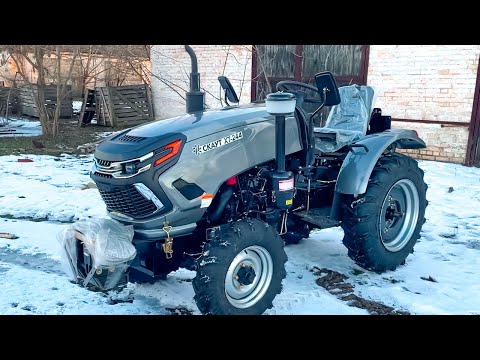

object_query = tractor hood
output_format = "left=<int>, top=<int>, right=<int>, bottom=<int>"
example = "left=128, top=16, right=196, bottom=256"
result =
left=95, top=103, right=271, bottom=161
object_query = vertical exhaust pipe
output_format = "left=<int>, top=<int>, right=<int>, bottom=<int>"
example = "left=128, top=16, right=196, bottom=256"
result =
left=184, top=45, right=205, bottom=113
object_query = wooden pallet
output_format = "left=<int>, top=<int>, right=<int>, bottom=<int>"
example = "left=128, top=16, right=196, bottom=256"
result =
left=18, top=85, right=73, bottom=118
left=94, top=84, right=154, bottom=127
left=78, top=89, right=97, bottom=127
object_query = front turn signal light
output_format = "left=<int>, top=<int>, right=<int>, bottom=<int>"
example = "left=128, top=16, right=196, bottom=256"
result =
left=154, top=139, right=183, bottom=167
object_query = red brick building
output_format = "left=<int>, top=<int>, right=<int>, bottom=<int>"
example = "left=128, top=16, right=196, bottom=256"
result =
left=151, top=45, right=480, bottom=166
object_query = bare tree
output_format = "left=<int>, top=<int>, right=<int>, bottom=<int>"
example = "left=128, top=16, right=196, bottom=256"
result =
left=76, top=45, right=106, bottom=98
left=2, top=45, right=79, bottom=138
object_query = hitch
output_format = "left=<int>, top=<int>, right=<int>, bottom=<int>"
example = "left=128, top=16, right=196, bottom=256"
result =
left=162, top=222, right=174, bottom=259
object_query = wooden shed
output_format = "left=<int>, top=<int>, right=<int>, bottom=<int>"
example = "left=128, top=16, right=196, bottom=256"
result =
left=18, top=85, right=73, bottom=118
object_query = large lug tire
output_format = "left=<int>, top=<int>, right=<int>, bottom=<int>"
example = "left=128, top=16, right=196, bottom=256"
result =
left=193, top=218, right=287, bottom=315
left=341, top=153, right=427, bottom=272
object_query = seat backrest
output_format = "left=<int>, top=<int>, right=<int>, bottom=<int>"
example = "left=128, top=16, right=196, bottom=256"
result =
left=324, top=85, right=375, bottom=134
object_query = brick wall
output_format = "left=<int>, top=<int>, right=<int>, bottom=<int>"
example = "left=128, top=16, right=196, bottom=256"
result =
left=368, top=45, right=480, bottom=163
left=151, top=45, right=252, bottom=119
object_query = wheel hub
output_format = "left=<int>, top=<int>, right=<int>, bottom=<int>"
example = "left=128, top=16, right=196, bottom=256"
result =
left=224, top=245, right=274, bottom=309
left=236, top=264, right=256, bottom=286
left=384, top=198, right=404, bottom=230
left=379, top=179, right=420, bottom=252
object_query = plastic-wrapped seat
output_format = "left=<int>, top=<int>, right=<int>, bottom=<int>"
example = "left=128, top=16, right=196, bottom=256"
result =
left=314, top=85, right=375, bottom=153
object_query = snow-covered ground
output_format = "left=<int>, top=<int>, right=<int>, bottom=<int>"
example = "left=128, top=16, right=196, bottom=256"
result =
left=0, top=117, right=42, bottom=137
left=0, top=154, right=479, bottom=315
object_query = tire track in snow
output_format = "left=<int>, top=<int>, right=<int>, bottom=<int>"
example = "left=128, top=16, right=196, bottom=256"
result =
left=0, top=245, right=195, bottom=315
left=0, top=246, right=64, bottom=275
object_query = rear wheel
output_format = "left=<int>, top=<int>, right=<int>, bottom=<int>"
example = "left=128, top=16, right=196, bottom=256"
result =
left=341, top=153, right=427, bottom=272
left=193, top=218, right=287, bottom=315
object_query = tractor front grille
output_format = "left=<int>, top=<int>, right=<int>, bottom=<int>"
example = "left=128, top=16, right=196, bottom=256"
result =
left=96, top=158, right=111, bottom=167
left=98, top=185, right=158, bottom=219
left=93, top=171, right=112, bottom=179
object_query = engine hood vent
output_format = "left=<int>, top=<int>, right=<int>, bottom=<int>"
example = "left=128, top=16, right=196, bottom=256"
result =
left=118, top=134, right=146, bottom=143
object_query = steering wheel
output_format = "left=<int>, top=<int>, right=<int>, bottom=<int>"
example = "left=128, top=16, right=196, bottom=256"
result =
left=276, top=80, right=323, bottom=104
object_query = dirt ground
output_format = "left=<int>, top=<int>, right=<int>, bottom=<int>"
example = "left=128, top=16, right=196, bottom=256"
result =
left=313, top=267, right=410, bottom=315
left=0, top=116, right=124, bottom=156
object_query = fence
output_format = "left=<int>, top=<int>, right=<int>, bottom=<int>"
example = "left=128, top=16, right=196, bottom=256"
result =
left=18, top=85, right=73, bottom=118
left=94, top=84, right=153, bottom=127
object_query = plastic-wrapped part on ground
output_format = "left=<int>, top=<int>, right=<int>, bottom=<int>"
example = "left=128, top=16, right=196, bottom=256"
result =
left=314, top=85, right=375, bottom=153
left=57, top=219, right=137, bottom=290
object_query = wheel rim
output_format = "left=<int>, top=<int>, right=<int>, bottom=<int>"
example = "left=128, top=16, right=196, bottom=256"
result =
left=224, top=245, right=274, bottom=309
left=379, top=179, right=419, bottom=252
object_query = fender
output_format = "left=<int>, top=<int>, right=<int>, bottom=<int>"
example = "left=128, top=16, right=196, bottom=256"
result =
left=335, top=129, right=426, bottom=195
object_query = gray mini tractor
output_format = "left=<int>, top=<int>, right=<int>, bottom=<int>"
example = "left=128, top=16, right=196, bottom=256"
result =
left=82, top=46, right=427, bottom=314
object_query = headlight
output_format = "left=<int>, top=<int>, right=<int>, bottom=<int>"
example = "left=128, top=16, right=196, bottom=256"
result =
left=124, top=162, right=136, bottom=175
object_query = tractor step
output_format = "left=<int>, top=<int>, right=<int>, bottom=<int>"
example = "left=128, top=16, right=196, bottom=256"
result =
left=293, top=206, right=340, bottom=229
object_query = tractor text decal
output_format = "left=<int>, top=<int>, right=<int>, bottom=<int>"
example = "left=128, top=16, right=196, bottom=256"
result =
left=192, top=131, right=243, bottom=156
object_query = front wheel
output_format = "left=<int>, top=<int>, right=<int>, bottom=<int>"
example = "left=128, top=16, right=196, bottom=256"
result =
left=341, top=153, right=427, bottom=272
left=193, top=218, right=287, bottom=315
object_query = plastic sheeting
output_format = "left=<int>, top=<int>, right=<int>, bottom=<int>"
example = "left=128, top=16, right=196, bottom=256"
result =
left=314, top=85, right=375, bottom=153
left=57, top=218, right=136, bottom=290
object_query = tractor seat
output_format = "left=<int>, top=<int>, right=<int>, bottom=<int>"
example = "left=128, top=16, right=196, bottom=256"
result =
left=314, top=85, right=375, bottom=153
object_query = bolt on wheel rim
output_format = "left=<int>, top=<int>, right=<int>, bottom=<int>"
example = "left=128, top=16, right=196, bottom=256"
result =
left=379, top=179, right=419, bottom=252
left=225, top=245, right=274, bottom=309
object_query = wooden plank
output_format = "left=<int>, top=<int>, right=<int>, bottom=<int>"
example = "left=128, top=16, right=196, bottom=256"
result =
left=113, top=94, right=147, bottom=100
left=114, top=110, right=148, bottom=116
left=112, top=89, right=147, bottom=95
left=146, top=84, right=154, bottom=119
left=98, top=88, right=106, bottom=126
left=106, top=87, right=115, bottom=127
left=113, top=104, right=148, bottom=109
left=115, top=112, right=147, bottom=118
left=113, top=103, right=148, bottom=108
left=102, top=88, right=112, bottom=127
left=111, top=85, right=146, bottom=91
left=112, top=103, right=148, bottom=109
left=115, top=112, right=149, bottom=117
left=110, top=95, right=148, bottom=102
left=115, top=119, right=150, bottom=126
left=110, top=97, right=149, bottom=103
left=116, top=116, right=149, bottom=122
left=113, top=106, right=149, bottom=111
left=115, top=115, right=150, bottom=122
left=78, top=89, right=89, bottom=126
left=115, top=112, right=149, bottom=119
left=114, top=114, right=149, bottom=121
left=99, top=90, right=106, bottom=126
left=112, top=105, right=148, bottom=110
left=95, top=89, right=105, bottom=126
left=101, top=88, right=111, bottom=126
